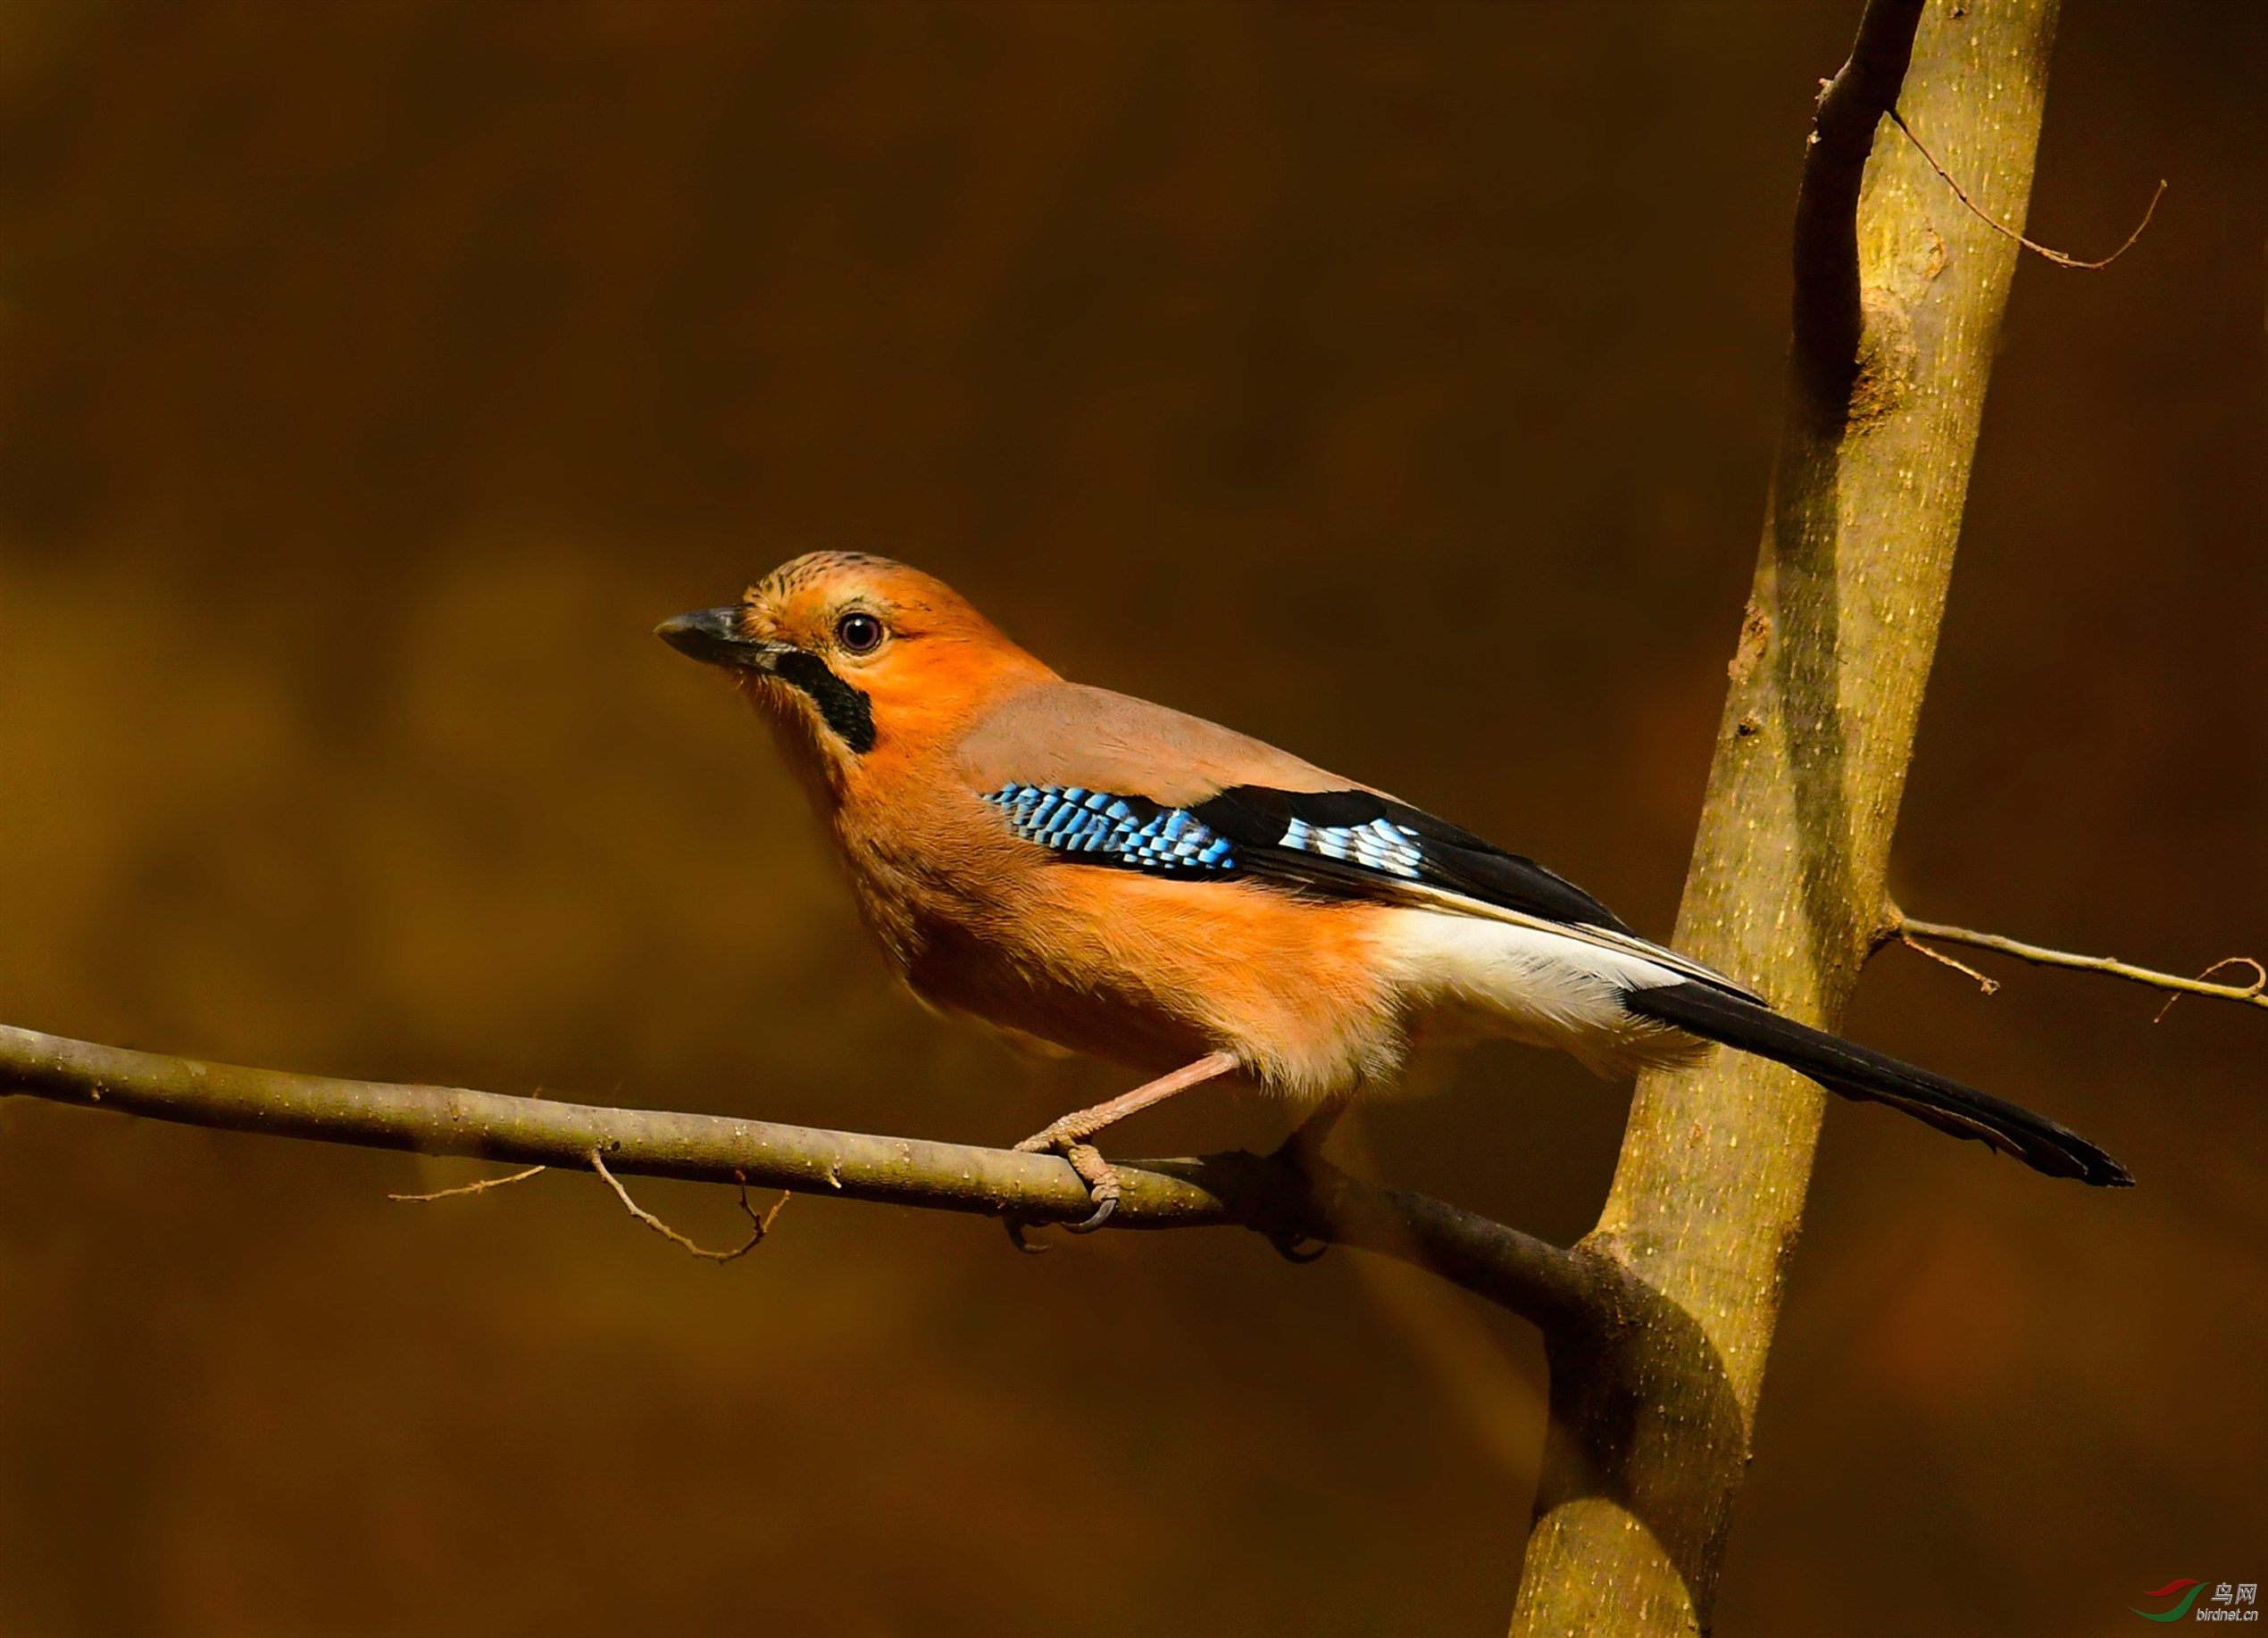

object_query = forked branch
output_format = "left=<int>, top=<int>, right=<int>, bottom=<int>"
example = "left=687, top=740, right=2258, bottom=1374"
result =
left=0, top=1022, right=1623, bottom=1336
left=587, top=1151, right=788, bottom=1262
left=1893, top=912, right=2268, bottom=1018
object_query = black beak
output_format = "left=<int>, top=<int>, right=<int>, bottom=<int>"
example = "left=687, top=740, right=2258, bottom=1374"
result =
left=655, top=605, right=792, bottom=670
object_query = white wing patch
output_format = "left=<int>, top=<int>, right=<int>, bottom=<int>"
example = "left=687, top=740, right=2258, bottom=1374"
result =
left=1279, top=816, right=1424, bottom=879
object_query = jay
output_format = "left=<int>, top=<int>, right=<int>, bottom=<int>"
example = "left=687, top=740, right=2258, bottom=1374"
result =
left=660, top=552, right=2130, bottom=1227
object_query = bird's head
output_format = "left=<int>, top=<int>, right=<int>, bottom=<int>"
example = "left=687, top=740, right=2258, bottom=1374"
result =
left=657, top=552, right=1052, bottom=788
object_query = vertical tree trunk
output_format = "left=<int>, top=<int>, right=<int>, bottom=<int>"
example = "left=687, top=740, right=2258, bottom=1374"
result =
left=1507, top=1, right=2059, bottom=1632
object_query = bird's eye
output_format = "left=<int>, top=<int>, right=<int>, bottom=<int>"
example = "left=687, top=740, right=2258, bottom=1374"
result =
left=834, top=611, right=885, bottom=654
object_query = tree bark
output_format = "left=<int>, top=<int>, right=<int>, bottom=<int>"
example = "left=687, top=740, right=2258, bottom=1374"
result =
left=1506, top=1, right=2058, bottom=1632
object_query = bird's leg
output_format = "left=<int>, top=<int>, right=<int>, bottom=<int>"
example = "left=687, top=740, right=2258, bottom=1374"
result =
left=1013, top=1050, right=1240, bottom=1232
left=1283, top=1094, right=1350, bottom=1168
left=1014, top=1051, right=1240, bottom=1152
left=1262, top=1094, right=1349, bottom=1263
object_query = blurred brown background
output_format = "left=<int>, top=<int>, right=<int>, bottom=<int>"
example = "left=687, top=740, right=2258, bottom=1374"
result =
left=0, top=2, right=2261, bottom=1634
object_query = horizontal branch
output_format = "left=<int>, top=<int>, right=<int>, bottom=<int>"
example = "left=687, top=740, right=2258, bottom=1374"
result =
left=1894, top=916, right=2268, bottom=1015
left=0, top=1023, right=1623, bottom=1335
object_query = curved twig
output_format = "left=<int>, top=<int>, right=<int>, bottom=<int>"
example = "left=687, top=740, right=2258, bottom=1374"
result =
left=0, top=1023, right=1619, bottom=1336
left=588, top=1150, right=784, bottom=1262
left=1888, top=107, right=2164, bottom=271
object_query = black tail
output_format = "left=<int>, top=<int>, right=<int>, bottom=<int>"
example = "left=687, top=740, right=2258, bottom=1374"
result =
left=1622, top=980, right=2133, bottom=1187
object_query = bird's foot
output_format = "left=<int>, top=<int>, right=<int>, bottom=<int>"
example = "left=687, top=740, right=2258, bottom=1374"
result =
left=1278, top=1095, right=1349, bottom=1175
left=1012, top=1109, right=1098, bottom=1156
left=1259, top=1097, right=1347, bottom=1264
left=1001, top=1055, right=1240, bottom=1251
left=1012, top=1126, right=1121, bottom=1233
left=1060, top=1142, right=1121, bottom=1231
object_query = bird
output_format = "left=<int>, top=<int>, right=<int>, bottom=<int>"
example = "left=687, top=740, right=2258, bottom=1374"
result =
left=657, top=551, right=2131, bottom=1227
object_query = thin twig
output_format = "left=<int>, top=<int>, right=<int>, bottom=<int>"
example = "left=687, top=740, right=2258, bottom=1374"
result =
left=2152, top=957, right=2268, bottom=1025
left=1897, top=917, right=2268, bottom=1015
left=1896, top=930, right=2000, bottom=994
left=388, top=1164, right=546, bottom=1202
left=1888, top=107, right=2164, bottom=270
left=588, top=1148, right=783, bottom=1262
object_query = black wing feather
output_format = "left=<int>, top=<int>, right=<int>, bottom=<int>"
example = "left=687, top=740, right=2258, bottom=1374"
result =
left=1188, top=785, right=1636, bottom=934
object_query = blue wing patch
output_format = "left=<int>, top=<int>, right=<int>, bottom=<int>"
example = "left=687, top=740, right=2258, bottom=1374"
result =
left=984, top=782, right=1432, bottom=886
left=984, top=784, right=1238, bottom=873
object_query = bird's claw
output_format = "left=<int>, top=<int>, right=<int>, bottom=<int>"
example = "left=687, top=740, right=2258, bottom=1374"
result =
left=1063, top=1143, right=1120, bottom=1231
left=1269, top=1230, right=1330, bottom=1264
left=1009, top=1127, right=1121, bottom=1237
